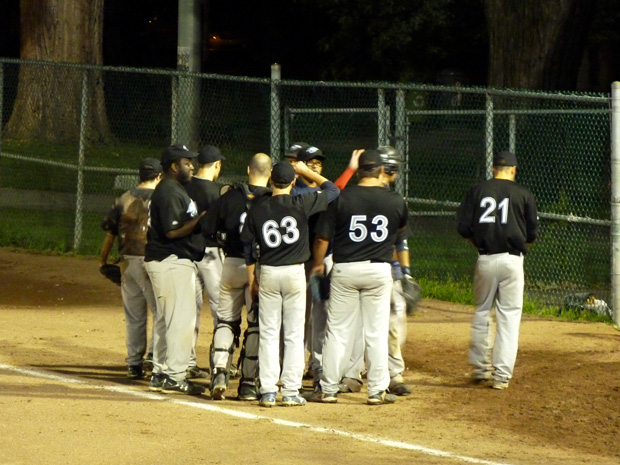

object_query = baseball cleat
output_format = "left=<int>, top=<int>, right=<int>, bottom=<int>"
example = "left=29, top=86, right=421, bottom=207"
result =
left=186, top=366, right=210, bottom=379
left=281, top=395, right=307, bottom=407
left=388, top=382, right=412, bottom=396
left=238, top=383, right=259, bottom=401
left=259, top=392, right=277, bottom=407
left=148, top=373, right=166, bottom=392
left=492, top=379, right=509, bottom=390
left=127, top=364, right=145, bottom=380
left=367, top=391, right=397, bottom=405
left=210, top=371, right=227, bottom=400
left=161, top=378, right=205, bottom=396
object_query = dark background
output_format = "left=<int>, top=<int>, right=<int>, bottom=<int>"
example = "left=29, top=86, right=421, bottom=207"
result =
left=1, top=0, right=619, bottom=90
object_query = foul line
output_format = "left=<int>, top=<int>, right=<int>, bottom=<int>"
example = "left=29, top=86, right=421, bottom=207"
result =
left=1, top=363, right=515, bottom=465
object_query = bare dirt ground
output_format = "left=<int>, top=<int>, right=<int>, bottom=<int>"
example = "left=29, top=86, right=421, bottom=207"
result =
left=0, top=247, right=619, bottom=465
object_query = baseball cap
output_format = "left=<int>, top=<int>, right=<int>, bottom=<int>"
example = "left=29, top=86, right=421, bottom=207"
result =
left=139, top=158, right=163, bottom=177
left=271, top=161, right=296, bottom=185
left=285, top=142, right=311, bottom=159
left=358, top=149, right=384, bottom=169
left=493, top=151, right=517, bottom=167
left=198, top=145, right=226, bottom=164
left=297, top=145, right=326, bottom=162
left=160, top=144, right=197, bottom=165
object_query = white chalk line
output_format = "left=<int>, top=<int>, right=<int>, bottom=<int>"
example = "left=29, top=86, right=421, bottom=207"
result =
left=0, top=363, right=515, bottom=465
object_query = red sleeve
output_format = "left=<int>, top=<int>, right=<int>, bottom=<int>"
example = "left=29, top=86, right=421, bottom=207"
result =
left=333, top=167, right=355, bottom=190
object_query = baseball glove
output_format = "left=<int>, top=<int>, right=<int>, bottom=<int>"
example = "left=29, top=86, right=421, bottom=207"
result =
left=100, top=264, right=121, bottom=286
left=400, top=275, right=422, bottom=315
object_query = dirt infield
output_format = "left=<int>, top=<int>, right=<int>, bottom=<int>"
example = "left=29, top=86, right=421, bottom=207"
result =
left=0, top=248, right=619, bottom=465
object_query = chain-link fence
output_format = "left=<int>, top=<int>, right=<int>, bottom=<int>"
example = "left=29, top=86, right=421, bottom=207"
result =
left=0, top=58, right=613, bottom=314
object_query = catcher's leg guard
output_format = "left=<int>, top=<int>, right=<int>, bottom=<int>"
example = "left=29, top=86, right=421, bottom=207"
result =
left=239, top=320, right=259, bottom=385
left=210, top=318, right=242, bottom=390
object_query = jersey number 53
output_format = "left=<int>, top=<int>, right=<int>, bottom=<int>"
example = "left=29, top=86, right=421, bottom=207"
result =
left=349, top=215, right=389, bottom=242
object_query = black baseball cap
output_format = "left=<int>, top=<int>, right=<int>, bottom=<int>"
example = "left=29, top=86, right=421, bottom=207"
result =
left=160, top=144, right=197, bottom=165
left=198, top=145, right=226, bottom=164
left=285, top=142, right=310, bottom=159
left=271, top=161, right=296, bottom=185
left=297, top=145, right=326, bottom=162
left=493, top=151, right=517, bottom=167
left=139, top=158, right=163, bottom=177
left=358, top=149, right=384, bottom=169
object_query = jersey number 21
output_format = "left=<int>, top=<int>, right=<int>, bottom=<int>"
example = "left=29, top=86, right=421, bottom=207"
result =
left=479, top=197, right=508, bottom=224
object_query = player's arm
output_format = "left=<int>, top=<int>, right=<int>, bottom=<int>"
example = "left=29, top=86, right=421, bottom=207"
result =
left=333, top=149, right=363, bottom=190
left=312, top=234, right=330, bottom=276
left=165, top=211, right=206, bottom=240
left=99, top=232, right=116, bottom=267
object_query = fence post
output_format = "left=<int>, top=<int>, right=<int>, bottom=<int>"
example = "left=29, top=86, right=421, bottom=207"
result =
left=395, top=88, right=407, bottom=197
left=611, top=82, right=620, bottom=326
left=509, top=114, right=516, bottom=153
left=270, top=63, right=281, bottom=161
left=485, top=93, right=494, bottom=179
left=73, top=70, right=89, bottom=251
left=377, top=89, right=387, bottom=146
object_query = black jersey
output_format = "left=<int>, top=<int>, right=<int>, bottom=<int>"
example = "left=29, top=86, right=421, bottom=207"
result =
left=185, top=176, right=220, bottom=249
left=145, top=178, right=204, bottom=262
left=101, top=187, right=153, bottom=256
left=457, top=178, right=538, bottom=255
left=203, top=184, right=272, bottom=258
left=240, top=189, right=333, bottom=266
left=315, top=185, right=408, bottom=263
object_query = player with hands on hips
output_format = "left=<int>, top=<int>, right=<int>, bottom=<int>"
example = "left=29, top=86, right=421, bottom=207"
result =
left=457, top=151, right=538, bottom=390
left=99, top=158, right=162, bottom=380
left=310, top=149, right=408, bottom=405
left=240, top=161, right=339, bottom=407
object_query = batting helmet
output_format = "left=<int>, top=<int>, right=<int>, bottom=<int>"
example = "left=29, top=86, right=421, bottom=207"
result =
left=377, top=145, right=404, bottom=175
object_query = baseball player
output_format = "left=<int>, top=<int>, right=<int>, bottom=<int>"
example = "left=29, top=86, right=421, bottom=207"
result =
left=202, top=152, right=273, bottom=401
left=99, top=158, right=162, bottom=379
left=144, top=144, right=206, bottom=396
left=338, top=146, right=414, bottom=396
left=184, top=144, right=226, bottom=379
left=309, top=149, right=408, bottom=405
left=457, top=150, right=538, bottom=390
left=240, top=161, right=339, bottom=407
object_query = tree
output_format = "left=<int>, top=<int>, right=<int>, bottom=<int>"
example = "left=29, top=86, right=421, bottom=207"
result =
left=484, top=0, right=595, bottom=90
left=5, top=0, right=111, bottom=144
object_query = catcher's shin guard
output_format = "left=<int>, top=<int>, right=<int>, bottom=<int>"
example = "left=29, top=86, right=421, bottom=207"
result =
left=210, top=318, right=242, bottom=387
left=238, top=320, right=259, bottom=384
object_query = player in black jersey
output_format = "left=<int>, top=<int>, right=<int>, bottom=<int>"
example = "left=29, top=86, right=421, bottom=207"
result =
left=184, top=145, right=225, bottom=379
left=310, top=149, right=408, bottom=405
left=457, top=151, right=538, bottom=390
left=202, top=152, right=273, bottom=401
left=240, top=161, right=339, bottom=407
left=144, top=144, right=206, bottom=396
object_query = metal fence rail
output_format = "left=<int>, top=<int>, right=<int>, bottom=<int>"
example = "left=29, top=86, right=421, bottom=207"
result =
left=0, top=58, right=614, bottom=320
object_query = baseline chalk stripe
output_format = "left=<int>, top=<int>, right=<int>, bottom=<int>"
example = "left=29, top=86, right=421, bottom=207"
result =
left=0, top=364, right=514, bottom=465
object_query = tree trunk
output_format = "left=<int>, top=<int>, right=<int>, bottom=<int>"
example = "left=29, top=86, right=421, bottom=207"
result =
left=484, top=0, right=595, bottom=90
left=5, top=0, right=111, bottom=144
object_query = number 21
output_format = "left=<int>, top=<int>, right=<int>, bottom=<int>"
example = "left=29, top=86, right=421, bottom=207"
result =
left=479, top=197, right=509, bottom=224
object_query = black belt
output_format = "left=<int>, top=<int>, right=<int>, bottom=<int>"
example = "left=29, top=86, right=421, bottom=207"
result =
left=478, top=250, right=522, bottom=257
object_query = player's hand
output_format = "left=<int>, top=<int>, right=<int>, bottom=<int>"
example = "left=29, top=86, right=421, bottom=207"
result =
left=293, top=161, right=311, bottom=176
left=311, top=263, right=325, bottom=276
left=348, top=149, right=364, bottom=171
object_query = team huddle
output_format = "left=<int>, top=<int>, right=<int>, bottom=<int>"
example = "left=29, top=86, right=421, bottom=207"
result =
left=100, top=142, right=538, bottom=406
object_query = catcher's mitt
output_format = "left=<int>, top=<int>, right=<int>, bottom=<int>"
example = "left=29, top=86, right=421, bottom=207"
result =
left=100, top=264, right=121, bottom=286
left=400, top=275, right=422, bottom=315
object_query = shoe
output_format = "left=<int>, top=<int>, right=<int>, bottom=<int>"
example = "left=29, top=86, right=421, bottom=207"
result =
left=472, top=372, right=492, bottom=385
left=149, top=373, right=166, bottom=392
left=492, top=379, right=509, bottom=390
left=281, top=395, right=307, bottom=407
left=187, top=366, right=210, bottom=379
left=303, top=369, right=314, bottom=380
left=367, top=391, right=397, bottom=405
left=238, top=383, right=259, bottom=401
left=338, top=377, right=363, bottom=393
left=259, top=392, right=277, bottom=407
left=228, top=365, right=241, bottom=379
left=143, top=353, right=154, bottom=371
left=210, top=369, right=228, bottom=400
left=127, top=364, right=145, bottom=379
left=161, top=377, right=205, bottom=395
left=305, top=388, right=338, bottom=403
left=389, top=382, right=412, bottom=396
